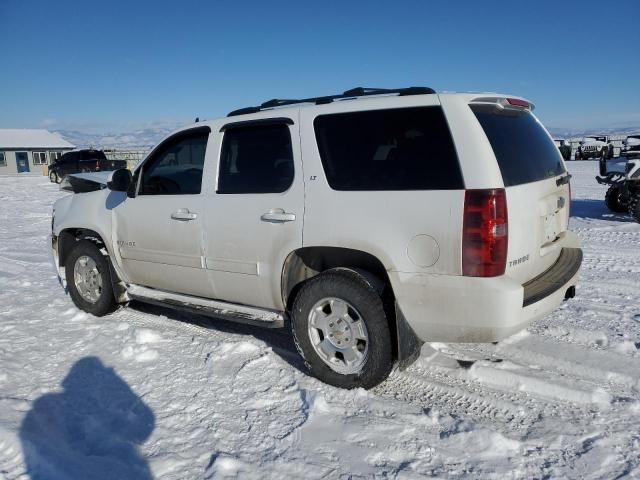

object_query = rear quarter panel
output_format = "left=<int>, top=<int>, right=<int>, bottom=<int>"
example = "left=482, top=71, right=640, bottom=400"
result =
left=300, top=95, right=464, bottom=275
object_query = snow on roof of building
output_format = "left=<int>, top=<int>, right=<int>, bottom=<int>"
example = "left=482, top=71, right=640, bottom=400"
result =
left=0, top=129, right=75, bottom=149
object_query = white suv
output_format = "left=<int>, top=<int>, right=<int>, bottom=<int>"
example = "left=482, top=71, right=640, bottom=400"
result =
left=51, top=87, right=582, bottom=388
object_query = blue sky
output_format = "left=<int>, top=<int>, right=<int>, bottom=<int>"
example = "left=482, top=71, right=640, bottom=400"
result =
left=1, top=0, right=638, bottom=133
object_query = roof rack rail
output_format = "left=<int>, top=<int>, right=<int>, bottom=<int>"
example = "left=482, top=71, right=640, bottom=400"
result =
left=227, top=86, right=436, bottom=117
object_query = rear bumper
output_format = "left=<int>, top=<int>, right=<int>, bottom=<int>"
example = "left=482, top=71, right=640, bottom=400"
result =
left=391, top=246, right=583, bottom=343
left=523, top=248, right=582, bottom=307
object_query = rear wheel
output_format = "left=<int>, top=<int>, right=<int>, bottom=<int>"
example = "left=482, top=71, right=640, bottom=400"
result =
left=65, top=240, right=117, bottom=316
left=605, top=185, right=628, bottom=213
left=290, top=269, right=393, bottom=389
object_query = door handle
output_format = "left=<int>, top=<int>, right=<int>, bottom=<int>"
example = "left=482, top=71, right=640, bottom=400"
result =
left=171, top=209, right=198, bottom=221
left=261, top=208, right=296, bottom=223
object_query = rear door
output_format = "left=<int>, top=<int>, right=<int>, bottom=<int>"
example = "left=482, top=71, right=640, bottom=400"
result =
left=202, top=118, right=303, bottom=310
left=60, top=152, right=79, bottom=176
left=471, top=103, right=570, bottom=283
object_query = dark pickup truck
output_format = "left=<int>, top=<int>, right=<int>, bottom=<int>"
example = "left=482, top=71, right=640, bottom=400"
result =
left=48, top=149, right=128, bottom=183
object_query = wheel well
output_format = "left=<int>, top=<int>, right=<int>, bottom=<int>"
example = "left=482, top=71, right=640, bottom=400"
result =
left=58, top=228, right=106, bottom=267
left=282, top=247, right=399, bottom=359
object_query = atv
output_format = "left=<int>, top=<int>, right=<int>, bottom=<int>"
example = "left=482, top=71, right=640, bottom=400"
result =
left=596, top=158, right=640, bottom=222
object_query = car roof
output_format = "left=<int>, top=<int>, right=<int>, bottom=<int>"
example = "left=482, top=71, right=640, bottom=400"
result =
left=172, top=91, right=530, bottom=136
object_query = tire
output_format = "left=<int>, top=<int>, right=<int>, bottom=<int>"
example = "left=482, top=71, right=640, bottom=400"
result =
left=599, top=157, right=607, bottom=176
left=49, top=170, right=58, bottom=183
left=290, top=269, right=393, bottom=389
left=629, top=194, right=640, bottom=223
left=605, top=185, right=628, bottom=213
left=575, top=151, right=581, bottom=160
left=65, top=240, right=117, bottom=316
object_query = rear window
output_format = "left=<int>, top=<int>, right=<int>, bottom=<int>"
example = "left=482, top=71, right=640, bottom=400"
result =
left=80, top=150, right=107, bottom=160
left=472, top=106, right=565, bottom=186
left=314, top=106, right=463, bottom=191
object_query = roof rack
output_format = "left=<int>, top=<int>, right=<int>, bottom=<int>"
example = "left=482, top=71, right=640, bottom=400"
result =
left=227, top=86, right=436, bottom=117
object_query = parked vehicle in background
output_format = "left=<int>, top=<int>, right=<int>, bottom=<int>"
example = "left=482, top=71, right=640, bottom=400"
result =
left=50, top=87, right=582, bottom=389
left=621, top=135, right=640, bottom=159
left=48, top=149, right=128, bottom=183
left=576, top=136, right=610, bottom=160
left=554, top=138, right=572, bottom=160
left=597, top=158, right=640, bottom=222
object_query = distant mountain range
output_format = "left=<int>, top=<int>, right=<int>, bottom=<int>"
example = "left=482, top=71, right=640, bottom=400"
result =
left=54, top=127, right=178, bottom=151
left=547, top=126, right=640, bottom=139
left=55, top=124, right=640, bottom=151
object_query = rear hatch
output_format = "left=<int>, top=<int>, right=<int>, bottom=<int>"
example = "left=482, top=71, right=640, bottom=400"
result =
left=471, top=101, right=570, bottom=284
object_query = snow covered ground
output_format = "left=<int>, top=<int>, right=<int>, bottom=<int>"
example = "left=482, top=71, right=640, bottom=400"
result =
left=1, top=160, right=639, bottom=479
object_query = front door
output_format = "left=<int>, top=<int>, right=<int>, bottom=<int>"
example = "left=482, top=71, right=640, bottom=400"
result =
left=202, top=119, right=304, bottom=310
left=16, top=152, right=29, bottom=173
left=112, top=127, right=212, bottom=297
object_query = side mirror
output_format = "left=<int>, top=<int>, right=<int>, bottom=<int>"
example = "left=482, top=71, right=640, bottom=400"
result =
left=107, top=168, right=132, bottom=192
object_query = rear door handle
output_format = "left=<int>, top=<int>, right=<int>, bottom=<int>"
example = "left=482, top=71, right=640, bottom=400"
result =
left=261, top=208, right=296, bottom=223
left=171, top=208, right=198, bottom=221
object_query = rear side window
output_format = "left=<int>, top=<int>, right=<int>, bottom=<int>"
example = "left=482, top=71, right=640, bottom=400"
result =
left=314, top=107, right=463, bottom=191
left=472, top=106, right=565, bottom=186
left=80, top=150, right=107, bottom=160
left=217, top=124, right=294, bottom=194
left=61, top=152, right=76, bottom=163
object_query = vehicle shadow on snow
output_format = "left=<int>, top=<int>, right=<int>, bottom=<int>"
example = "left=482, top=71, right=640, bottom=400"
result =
left=571, top=198, right=633, bottom=222
left=129, top=301, right=306, bottom=371
left=19, top=356, right=155, bottom=480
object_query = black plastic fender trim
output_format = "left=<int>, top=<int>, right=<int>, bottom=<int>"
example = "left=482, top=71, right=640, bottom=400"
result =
left=395, top=302, right=424, bottom=370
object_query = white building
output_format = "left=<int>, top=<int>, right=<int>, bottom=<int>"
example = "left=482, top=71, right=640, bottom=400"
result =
left=0, top=129, right=75, bottom=174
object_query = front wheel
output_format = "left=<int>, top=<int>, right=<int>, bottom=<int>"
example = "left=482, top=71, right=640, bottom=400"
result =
left=605, top=185, right=628, bottom=213
left=291, top=269, right=393, bottom=389
left=49, top=170, right=58, bottom=183
left=65, top=240, right=117, bottom=316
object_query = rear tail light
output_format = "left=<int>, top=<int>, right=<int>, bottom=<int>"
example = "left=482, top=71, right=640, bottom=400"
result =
left=462, top=189, right=508, bottom=277
left=95, top=160, right=101, bottom=171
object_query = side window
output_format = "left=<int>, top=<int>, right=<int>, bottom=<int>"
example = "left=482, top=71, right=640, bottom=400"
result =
left=80, top=150, right=107, bottom=160
left=61, top=152, right=77, bottom=164
left=217, top=124, right=294, bottom=194
left=314, top=107, right=463, bottom=191
left=139, top=130, right=209, bottom=195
